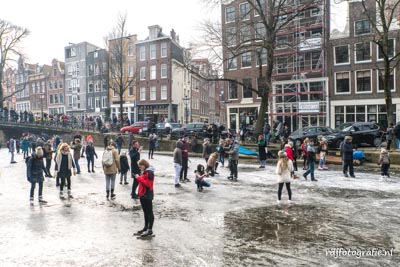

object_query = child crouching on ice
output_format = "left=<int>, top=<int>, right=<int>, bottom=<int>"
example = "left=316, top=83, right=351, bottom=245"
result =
left=195, top=164, right=211, bottom=192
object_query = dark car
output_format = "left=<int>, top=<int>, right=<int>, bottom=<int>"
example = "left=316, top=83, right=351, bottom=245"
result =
left=140, top=122, right=182, bottom=136
left=171, top=122, right=207, bottom=139
left=289, top=126, right=334, bottom=148
left=325, top=122, right=385, bottom=148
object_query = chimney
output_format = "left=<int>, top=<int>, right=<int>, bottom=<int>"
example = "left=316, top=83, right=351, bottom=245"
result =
left=170, top=29, right=176, bottom=41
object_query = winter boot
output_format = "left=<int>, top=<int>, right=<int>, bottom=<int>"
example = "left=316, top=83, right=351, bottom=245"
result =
left=30, top=197, right=34, bottom=206
left=106, top=190, right=110, bottom=199
left=88, top=168, right=91, bottom=173
left=110, top=189, right=116, bottom=200
left=59, top=191, right=65, bottom=199
left=91, top=169, right=95, bottom=173
left=68, top=190, right=73, bottom=199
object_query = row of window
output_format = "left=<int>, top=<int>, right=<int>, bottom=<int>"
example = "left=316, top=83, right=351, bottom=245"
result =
left=139, top=64, right=168, bottom=80
left=139, top=85, right=168, bottom=101
left=334, top=104, right=387, bottom=128
left=139, top=42, right=168, bottom=61
left=48, top=80, right=63, bottom=90
left=334, top=39, right=395, bottom=65
left=335, top=69, right=395, bottom=94
left=87, top=96, right=108, bottom=109
left=49, top=94, right=64, bottom=105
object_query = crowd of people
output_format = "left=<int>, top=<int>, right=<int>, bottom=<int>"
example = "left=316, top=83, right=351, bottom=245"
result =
left=4, top=122, right=393, bottom=238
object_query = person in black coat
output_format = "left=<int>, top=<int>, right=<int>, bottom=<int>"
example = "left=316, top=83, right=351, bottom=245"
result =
left=340, top=136, right=355, bottom=178
left=27, top=147, right=50, bottom=205
left=129, top=140, right=142, bottom=199
left=258, top=135, right=267, bottom=168
left=85, top=141, right=98, bottom=173
left=119, top=151, right=130, bottom=185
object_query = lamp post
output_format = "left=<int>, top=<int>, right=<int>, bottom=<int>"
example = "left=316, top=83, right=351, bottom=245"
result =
left=182, top=95, right=190, bottom=124
left=40, top=94, right=44, bottom=124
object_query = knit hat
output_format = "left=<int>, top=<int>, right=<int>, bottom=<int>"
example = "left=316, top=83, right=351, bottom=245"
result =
left=35, top=147, right=44, bottom=157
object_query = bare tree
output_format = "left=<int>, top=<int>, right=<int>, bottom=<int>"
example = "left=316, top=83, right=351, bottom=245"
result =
left=359, top=0, right=400, bottom=125
left=194, top=0, right=322, bottom=134
left=0, top=19, right=29, bottom=110
left=106, top=13, right=136, bottom=129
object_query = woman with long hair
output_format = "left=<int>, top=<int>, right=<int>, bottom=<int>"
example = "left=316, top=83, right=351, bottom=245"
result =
left=275, top=151, right=294, bottom=204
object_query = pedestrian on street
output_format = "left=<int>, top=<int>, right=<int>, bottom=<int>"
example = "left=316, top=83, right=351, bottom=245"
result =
left=317, top=139, right=329, bottom=170
left=340, top=136, right=355, bottom=178
left=27, top=147, right=49, bottom=205
left=115, top=134, right=125, bottom=154
left=134, top=159, right=155, bottom=237
left=258, top=135, right=267, bottom=168
left=21, top=137, right=30, bottom=159
left=378, top=146, right=390, bottom=179
left=70, top=138, right=82, bottom=174
left=285, top=142, right=299, bottom=178
left=206, top=152, right=219, bottom=176
left=129, top=140, right=142, bottom=198
left=54, top=143, right=76, bottom=199
left=102, top=140, right=120, bottom=200
left=303, top=139, right=317, bottom=181
left=386, top=123, right=394, bottom=150
left=226, top=138, right=239, bottom=181
left=195, top=164, right=211, bottom=192
left=202, top=138, right=212, bottom=163
left=263, top=121, right=271, bottom=146
left=148, top=133, right=156, bottom=159
left=301, top=138, right=309, bottom=170
left=173, top=141, right=183, bottom=187
left=119, top=151, right=130, bottom=185
left=275, top=150, right=293, bottom=204
left=85, top=141, right=97, bottom=173
left=179, top=136, right=190, bottom=182
left=394, top=122, right=400, bottom=149
left=43, top=140, right=54, bottom=177
left=9, top=136, right=17, bottom=163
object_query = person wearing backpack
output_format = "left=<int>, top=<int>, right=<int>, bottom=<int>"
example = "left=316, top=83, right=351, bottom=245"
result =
left=102, top=140, right=120, bottom=200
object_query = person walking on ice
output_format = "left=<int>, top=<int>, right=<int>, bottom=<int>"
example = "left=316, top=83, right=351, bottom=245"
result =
left=27, top=147, right=50, bottom=205
left=102, top=140, right=120, bottom=200
left=54, top=143, right=76, bottom=199
left=275, top=151, right=293, bottom=204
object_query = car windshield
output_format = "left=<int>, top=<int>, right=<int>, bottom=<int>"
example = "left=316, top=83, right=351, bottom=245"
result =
left=342, top=125, right=356, bottom=132
left=335, top=123, right=353, bottom=131
left=132, top=122, right=143, bottom=127
left=171, top=123, right=181, bottom=128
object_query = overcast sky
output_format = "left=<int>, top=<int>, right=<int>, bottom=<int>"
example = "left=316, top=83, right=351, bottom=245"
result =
left=1, top=0, right=347, bottom=65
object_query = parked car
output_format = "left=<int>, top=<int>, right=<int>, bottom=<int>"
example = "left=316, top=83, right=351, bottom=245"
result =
left=139, top=122, right=182, bottom=137
left=289, top=126, right=334, bottom=148
left=171, top=122, right=207, bottom=139
left=120, top=121, right=148, bottom=134
left=325, top=122, right=385, bottom=148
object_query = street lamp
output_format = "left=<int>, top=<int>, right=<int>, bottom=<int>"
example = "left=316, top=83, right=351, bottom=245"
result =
left=40, top=94, right=45, bottom=124
left=182, top=95, right=190, bottom=124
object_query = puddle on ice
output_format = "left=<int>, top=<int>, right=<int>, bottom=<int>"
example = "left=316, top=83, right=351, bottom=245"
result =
left=222, top=204, right=399, bottom=266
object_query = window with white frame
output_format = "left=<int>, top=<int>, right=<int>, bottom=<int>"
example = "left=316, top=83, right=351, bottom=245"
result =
left=161, top=64, right=167, bottom=78
left=356, top=70, right=372, bottom=93
left=60, top=94, right=63, bottom=104
left=95, top=97, right=100, bottom=108
left=128, top=43, right=134, bottom=56
left=242, top=78, right=252, bottom=98
left=228, top=54, right=237, bottom=70
left=150, top=86, right=156, bottom=100
left=240, top=2, right=250, bottom=20
left=128, top=85, right=134, bottom=96
left=140, top=67, right=146, bottom=80
left=161, top=84, right=167, bottom=99
left=54, top=94, right=59, bottom=104
left=150, top=44, right=156, bottom=59
left=140, top=46, right=146, bottom=61
left=88, top=97, right=93, bottom=108
left=140, top=87, right=146, bottom=101
left=276, top=35, right=288, bottom=49
left=355, top=20, right=370, bottom=35
left=240, top=25, right=251, bottom=43
left=355, top=42, right=371, bottom=62
left=150, top=65, right=156, bottom=80
left=102, top=96, right=107, bottom=108
left=225, top=6, right=235, bottom=23
left=241, top=52, right=252, bottom=68
left=161, top=42, right=167, bottom=57
left=255, top=23, right=266, bottom=40
left=377, top=68, right=395, bottom=92
left=128, top=64, right=134, bottom=77
left=377, top=38, right=395, bottom=60
left=229, top=80, right=238, bottom=99
left=256, top=48, right=267, bottom=66
left=334, top=45, right=349, bottom=64
left=254, top=0, right=266, bottom=16
left=335, top=72, right=350, bottom=94
left=226, top=27, right=237, bottom=47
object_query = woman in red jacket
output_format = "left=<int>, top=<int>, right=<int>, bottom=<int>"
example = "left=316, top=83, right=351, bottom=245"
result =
left=134, top=159, right=155, bottom=237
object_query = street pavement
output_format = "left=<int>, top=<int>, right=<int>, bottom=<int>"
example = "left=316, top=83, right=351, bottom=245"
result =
left=0, top=147, right=399, bottom=266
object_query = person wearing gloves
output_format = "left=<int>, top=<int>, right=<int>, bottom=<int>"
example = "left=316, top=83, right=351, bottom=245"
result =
left=27, top=147, right=50, bottom=205
left=54, top=143, right=76, bottom=199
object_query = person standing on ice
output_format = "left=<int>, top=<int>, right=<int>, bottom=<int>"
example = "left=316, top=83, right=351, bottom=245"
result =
left=54, top=143, right=76, bottom=199
left=27, top=147, right=50, bottom=205
left=173, top=141, right=183, bottom=187
left=134, top=159, right=155, bottom=237
left=275, top=151, right=293, bottom=204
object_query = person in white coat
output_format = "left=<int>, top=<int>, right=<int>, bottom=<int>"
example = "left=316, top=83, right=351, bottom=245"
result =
left=275, top=151, right=294, bottom=204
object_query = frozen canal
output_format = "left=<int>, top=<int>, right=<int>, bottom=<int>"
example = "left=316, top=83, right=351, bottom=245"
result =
left=0, top=147, right=399, bottom=266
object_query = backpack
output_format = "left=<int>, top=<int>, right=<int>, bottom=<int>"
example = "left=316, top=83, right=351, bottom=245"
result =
left=102, top=150, right=114, bottom=167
